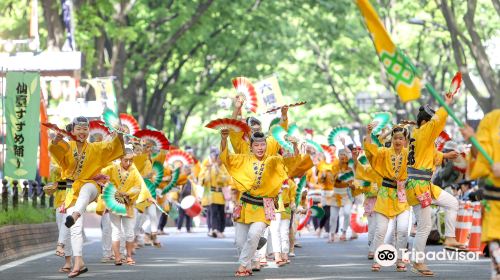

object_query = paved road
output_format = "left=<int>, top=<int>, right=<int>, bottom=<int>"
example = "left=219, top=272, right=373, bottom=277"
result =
left=0, top=226, right=490, bottom=280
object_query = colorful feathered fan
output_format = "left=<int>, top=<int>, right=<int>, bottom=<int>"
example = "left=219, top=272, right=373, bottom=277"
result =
left=435, top=131, right=451, bottom=151
left=165, top=150, right=195, bottom=166
left=151, top=162, right=164, bottom=187
left=205, top=118, right=251, bottom=135
left=134, top=129, right=170, bottom=150
left=144, top=178, right=157, bottom=199
left=161, top=168, right=180, bottom=195
left=232, top=77, right=258, bottom=113
left=102, top=183, right=127, bottom=215
left=447, top=72, right=462, bottom=98
left=358, top=154, right=369, bottom=165
left=295, top=176, right=307, bottom=205
left=305, top=139, right=323, bottom=154
left=102, top=108, right=135, bottom=138
left=297, top=198, right=313, bottom=231
left=310, top=205, right=325, bottom=219
left=89, top=120, right=110, bottom=142
left=119, top=113, right=140, bottom=135
left=321, top=144, right=336, bottom=164
left=271, top=125, right=294, bottom=153
left=287, top=123, right=301, bottom=140
left=371, top=133, right=383, bottom=147
left=269, top=117, right=281, bottom=131
left=328, top=126, right=352, bottom=146
left=338, top=171, right=354, bottom=182
left=371, top=112, right=392, bottom=135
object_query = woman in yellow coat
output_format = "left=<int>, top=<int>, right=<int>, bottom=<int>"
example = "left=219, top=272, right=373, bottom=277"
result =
left=460, top=109, right=500, bottom=280
left=364, top=125, right=410, bottom=272
left=405, top=96, right=460, bottom=276
left=101, top=148, right=150, bottom=265
left=49, top=117, right=124, bottom=278
left=220, top=128, right=298, bottom=277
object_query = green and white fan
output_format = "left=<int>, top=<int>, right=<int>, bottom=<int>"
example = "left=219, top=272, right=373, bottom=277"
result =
left=161, top=168, right=180, bottom=195
left=310, top=205, right=325, bottom=219
left=144, top=178, right=157, bottom=199
left=305, top=139, right=323, bottom=154
left=268, top=117, right=281, bottom=131
left=102, top=108, right=136, bottom=138
left=371, top=133, right=383, bottom=147
left=338, top=170, right=355, bottom=182
left=371, top=112, right=392, bottom=135
left=295, top=176, right=307, bottom=205
left=103, top=183, right=127, bottom=216
left=151, top=161, right=164, bottom=187
left=287, top=123, right=301, bottom=140
left=271, top=125, right=294, bottom=153
left=328, top=126, right=352, bottom=146
left=358, top=154, right=368, bottom=165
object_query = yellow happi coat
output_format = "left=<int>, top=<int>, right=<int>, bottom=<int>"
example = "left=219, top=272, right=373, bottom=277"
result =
left=100, top=162, right=149, bottom=218
left=277, top=178, right=297, bottom=220
left=406, top=108, right=447, bottom=206
left=220, top=146, right=294, bottom=225
left=354, top=161, right=380, bottom=198
left=50, top=164, right=67, bottom=208
left=468, top=109, right=500, bottom=242
left=364, top=140, right=409, bottom=218
left=49, top=136, right=124, bottom=208
left=199, top=159, right=231, bottom=205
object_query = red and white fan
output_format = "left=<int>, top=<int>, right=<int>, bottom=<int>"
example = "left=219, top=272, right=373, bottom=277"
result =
left=232, top=77, right=258, bottom=113
left=89, top=120, right=111, bottom=141
left=321, top=144, right=336, bottom=164
left=446, top=72, right=462, bottom=98
left=165, top=149, right=195, bottom=166
left=435, top=131, right=451, bottom=151
left=350, top=205, right=368, bottom=234
left=205, top=118, right=251, bottom=135
left=133, top=129, right=170, bottom=150
left=119, top=113, right=140, bottom=135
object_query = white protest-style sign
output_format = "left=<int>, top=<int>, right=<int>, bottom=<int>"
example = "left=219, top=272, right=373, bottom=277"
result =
left=254, top=74, right=284, bottom=115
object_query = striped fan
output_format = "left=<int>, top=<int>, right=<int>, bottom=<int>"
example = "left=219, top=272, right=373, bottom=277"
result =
left=89, top=120, right=110, bottom=142
left=134, top=129, right=170, bottom=150
left=358, top=154, right=368, bottom=165
left=205, top=118, right=251, bottom=134
left=151, top=162, right=164, bottom=187
left=338, top=171, right=354, bottom=182
left=371, top=133, right=383, bottom=147
left=447, top=72, right=462, bottom=98
left=295, top=176, right=307, bottom=205
left=348, top=159, right=354, bottom=168
left=350, top=208, right=368, bottom=233
left=328, top=126, right=351, bottom=146
left=360, top=180, right=371, bottom=187
left=161, top=168, right=180, bottom=195
left=269, top=117, right=281, bottom=130
left=435, top=131, right=451, bottom=151
left=287, top=123, right=301, bottom=139
left=310, top=205, right=325, bottom=219
left=102, top=108, right=121, bottom=131
left=297, top=198, right=313, bottom=231
left=232, top=77, right=258, bottom=113
left=146, top=125, right=159, bottom=131
left=102, top=183, right=127, bottom=215
left=144, top=178, right=157, bottom=199
left=41, top=122, right=76, bottom=141
left=271, top=125, right=294, bottom=153
left=321, top=144, right=336, bottom=164
left=165, top=150, right=195, bottom=166
left=306, top=139, right=323, bottom=153
left=371, top=112, right=392, bottom=135
left=119, top=113, right=140, bottom=135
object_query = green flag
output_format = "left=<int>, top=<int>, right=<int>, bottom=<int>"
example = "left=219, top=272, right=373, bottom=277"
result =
left=5, top=71, right=41, bottom=179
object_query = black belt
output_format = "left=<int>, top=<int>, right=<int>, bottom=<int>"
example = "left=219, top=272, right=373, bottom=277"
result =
left=240, top=192, right=264, bottom=206
left=284, top=203, right=290, bottom=208
left=210, top=187, right=222, bottom=192
left=407, top=167, right=433, bottom=181
left=484, top=185, right=500, bottom=201
left=57, top=180, right=73, bottom=190
left=382, top=178, right=397, bottom=189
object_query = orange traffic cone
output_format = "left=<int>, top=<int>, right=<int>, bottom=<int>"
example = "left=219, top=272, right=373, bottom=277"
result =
left=455, top=201, right=472, bottom=244
left=467, top=202, right=482, bottom=253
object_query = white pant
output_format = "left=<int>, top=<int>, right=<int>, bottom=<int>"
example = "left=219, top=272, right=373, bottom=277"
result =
left=270, top=213, right=290, bottom=254
left=412, top=190, right=458, bottom=263
left=235, top=222, right=268, bottom=268
left=67, top=183, right=98, bottom=257
left=142, top=204, right=158, bottom=234
left=101, top=212, right=112, bottom=258
left=56, top=210, right=72, bottom=256
left=330, top=202, right=352, bottom=234
left=110, top=213, right=136, bottom=242
left=370, top=210, right=410, bottom=258
left=367, top=213, right=376, bottom=251
left=254, top=227, right=270, bottom=261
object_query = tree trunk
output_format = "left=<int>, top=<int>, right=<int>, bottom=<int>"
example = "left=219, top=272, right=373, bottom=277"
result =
left=41, top=0, right=65, bottom=51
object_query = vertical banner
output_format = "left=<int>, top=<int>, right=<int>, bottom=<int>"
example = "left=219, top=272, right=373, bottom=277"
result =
left=84, top=77, right=118, bottom=113
left=5, top=71, right=41, bottom=179
left=254, top=75, right=285, bottom=114
left=39, top=90, right=50, bottom=177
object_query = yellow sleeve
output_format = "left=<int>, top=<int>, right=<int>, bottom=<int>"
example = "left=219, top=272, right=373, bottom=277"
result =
left=49, top=141, right=70, bottom=170
left=470, top=111, right=497, bottom=182
left=280, top=118, right=289, bottom=130
left=434, top=150, right=444, bottom=168
left=152, top=150, right=167, bottom=164
left=422, top=107, right=448, bottom=141
left=220, top=145, right=245, bottom=171
left=229, top=130, right=248, bottom=154
left=289, top=179, right=297, bottom=205
left=363, top=138, right=382, bottom=165
left=266, top=136, right=281, bottom=156
left=95, top=136, right=125, bottom=166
